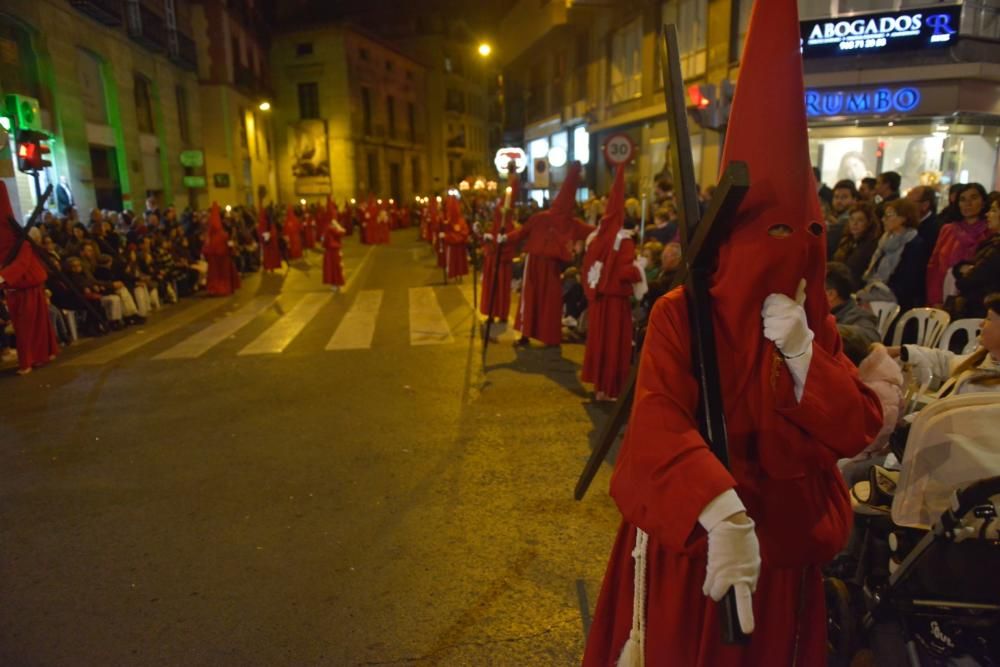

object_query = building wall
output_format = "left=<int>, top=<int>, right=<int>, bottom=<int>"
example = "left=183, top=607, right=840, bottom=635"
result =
left=0, top=0, right=203, bottom=217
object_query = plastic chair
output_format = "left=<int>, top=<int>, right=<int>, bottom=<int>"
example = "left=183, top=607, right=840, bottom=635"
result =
left=890, top=307, right=951, bottom=348
left=869, top=301, right=901, bottom=341
left=938, top=318, right=983, bottom=355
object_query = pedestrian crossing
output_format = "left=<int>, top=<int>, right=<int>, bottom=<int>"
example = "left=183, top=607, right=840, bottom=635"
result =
left=66, top=284, right=489, bottom=366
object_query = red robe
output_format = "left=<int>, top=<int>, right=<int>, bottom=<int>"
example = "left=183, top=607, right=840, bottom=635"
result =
left=258, top=210, right=282, bottom=272
left=1, top=238, right=59, bottom=372
left=203, top=225, right=240, bottom=296
left=444, top=221, right=470, bottom=279
left=506, top=214, right=593, bottom=346
left=303, top=214, right=317, bottom=248
left=322, top=224, right=345, bottom=286
left=580, top=239, right=641, bottom=399
left=480, top=183, right=520, bottom=321
left=583, top=290, right=882, bottom=666
left=285, top=209, right=303, bottom=259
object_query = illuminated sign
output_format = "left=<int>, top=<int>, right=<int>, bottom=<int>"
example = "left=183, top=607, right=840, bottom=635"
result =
left=494, top=147, right=528, bottom=175
left=800, top=5, right=960, bottom=58
left=805, top=86, right=922, bottom=118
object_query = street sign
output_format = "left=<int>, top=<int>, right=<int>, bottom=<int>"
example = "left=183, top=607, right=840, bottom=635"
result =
left=493, top=147, right=528, bottom=175
left=533, top=158, right=549, bottom=187
left=213, top=173, right=230, bottom=188
left=603, top=133, right=635, bottom=165
left=179, top=150, right=204, bottom=167
left=182, top=175, right=206, bottom=188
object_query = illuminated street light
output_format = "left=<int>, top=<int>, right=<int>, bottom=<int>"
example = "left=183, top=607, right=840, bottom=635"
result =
left=225, top=205, right=232, bottom=213
left=300, top=198, right=306, bottom=205
left=258, top=101, right=271, bottom=112
left=478, top=43, right=492, bottom=58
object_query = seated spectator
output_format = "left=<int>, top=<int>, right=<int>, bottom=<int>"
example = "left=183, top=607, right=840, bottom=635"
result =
left=639, top=240, right=663, bottom=284
left=644, top=206, right=678, bottom=245
left=65, top=256, right=126, bottom=329
left=826, top=179, right=858, bottom=258
left=858, top=176, right=877, bottom=202
left=888, top=292, right=1000, bottom=396
left=926, top=182, right=991, bottom=307
left=826, top=262, right=881, bottom=346
left=859, top=198, right=929, bottom=311
left=905, top=185, right=941, bottom=250
left=832, top=202, right=880, bottom=288
left=64, top=222, right=88, bottom=258
left=949, top=191, right=1000, bottom=319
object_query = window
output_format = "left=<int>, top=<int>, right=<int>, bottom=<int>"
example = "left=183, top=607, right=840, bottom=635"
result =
left=528, top=137, right=549, bottom=183
left=238, top=107, right=248, bottom=148
left=407, top=101, right=416, bottom=143
left=367, top=152, right=379, bottom=192
left=411, top=157, right=420, bottom=192
left=76, top=48, right=108, bottom=125
left=134, top=74, right=155, bottom=134
left=176, top=85, right=191, bottom=145
left=573, top=126, right=590, bottom=165
left=730, top=0, right=753, bottom=63
left=298, top=82, right=319, bottom=119
left=296, top=42, right=313, bottom=56
left=609, top=18, right=642, bottom=104
left=386, top=95, right=396, bottom=138
left=445, top=88, right=465, bottom=113
left=361, top=86, right=372, bottom=135
left=661, top=0, right=708, bottom=80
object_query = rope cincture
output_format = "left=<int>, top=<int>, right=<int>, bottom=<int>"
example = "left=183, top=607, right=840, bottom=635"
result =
left=617, top=527, right=649, bottom=667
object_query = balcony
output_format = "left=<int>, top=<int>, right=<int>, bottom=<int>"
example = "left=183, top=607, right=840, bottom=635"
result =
left=68, top=0, right=123, bottom=26
left=169, top=31, right=198, bottom=72
left=126, top=2, right=167, bottom=52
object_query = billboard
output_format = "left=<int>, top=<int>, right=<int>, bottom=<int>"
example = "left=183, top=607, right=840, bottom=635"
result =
left=800, top=5, right=961, bottom=58
left=289, top=119, right=331, bottom=195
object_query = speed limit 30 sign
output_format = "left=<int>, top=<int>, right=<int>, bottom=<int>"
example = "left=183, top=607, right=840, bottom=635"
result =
left=603, top=133, right=636, bottom=165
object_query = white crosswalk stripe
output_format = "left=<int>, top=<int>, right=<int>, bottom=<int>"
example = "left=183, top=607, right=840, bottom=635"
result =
left=154, top=296, right=276, bottom=360
left=409, top=286, right=454, bottom=346
left=238, top=292, right=332, bottom=356
left=326, top=289, right=384, bottom=351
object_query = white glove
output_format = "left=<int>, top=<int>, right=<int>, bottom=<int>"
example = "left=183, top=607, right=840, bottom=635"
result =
left=699, top=489, right=760, bottom=635
left=483, top=232, right=494, bottom=242
left=762, top=278, right=814, bottom=402
left=498, top=234, right=507, bottom=244
left=262, top=232, right=271, bottom=242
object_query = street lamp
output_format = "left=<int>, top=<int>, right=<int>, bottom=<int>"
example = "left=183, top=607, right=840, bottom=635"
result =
left=478, top=43, right=492, bottom=58
left=258, top=101, right=271, bottom=112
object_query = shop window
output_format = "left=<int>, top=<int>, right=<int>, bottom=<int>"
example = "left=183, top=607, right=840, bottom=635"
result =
left=609, top=18, right=642, bottom=104
left=660, top=0, right=707, bottom=81
left=298, top=81, right=319, bottom=119
left=730, top=0, right=752, bottom=63
left=528, top=137, right=549, bottom=183
left=76, top=48, right=108, bottom=126
left=573, top=126, right=590, bottom=165
left=134, top=74, right=155, bottom=134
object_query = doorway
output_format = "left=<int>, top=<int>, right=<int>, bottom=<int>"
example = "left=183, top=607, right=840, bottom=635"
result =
left=389, top=162, right=401, bottom=202
left=89, top=145, right=123, bottom=211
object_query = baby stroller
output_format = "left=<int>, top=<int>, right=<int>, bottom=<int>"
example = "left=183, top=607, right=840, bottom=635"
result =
left=827, top=393, right=1000, bottom=666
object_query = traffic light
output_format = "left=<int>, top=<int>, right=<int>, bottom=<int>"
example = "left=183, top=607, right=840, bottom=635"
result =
left=4, top=94, right=42, bottom=131
left=16, top=129, right=52, bottom=173
left=686, top=81, right=735, bottom=131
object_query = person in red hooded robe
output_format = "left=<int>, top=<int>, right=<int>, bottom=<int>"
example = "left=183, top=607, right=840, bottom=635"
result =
left=442, top=196, right=470, bottom=281
left=203, top=202, right=241, bottom=296
left=322, top=216, right=346, bottom=291
left=340, top=199, right=355, bottom=237
left=505, top=162, right=594, bottom=347
left=480, top=170, right=520, bottom=340
left=581, top=163, right=646, bottom=401
left=284, top=205, right=303, bottom=259
left=428, top=197, right=446, bottom=268
left=0, top=182, right=59, bottom=375
left=258, top=206, right=282, bottom=272
left=582, top=2, right=883, bottom=665
left=376, top=199, right=391, bottom=245
left=302, top=207, right=317, bottom=249
left=359, top=196, right=375, bottom=245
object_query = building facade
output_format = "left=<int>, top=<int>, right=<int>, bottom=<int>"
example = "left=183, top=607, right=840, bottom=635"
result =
left=0, top=0, right=204, bottom=218
left=499, top=0, right=999, bottom=204
left=270, top=23, right=430, bottom=204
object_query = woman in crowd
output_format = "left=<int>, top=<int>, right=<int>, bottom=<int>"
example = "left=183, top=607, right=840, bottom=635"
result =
left=861, top=198, right=929, bottom=310
left=950, top=191, right=1000, bottom=318
left=833, top=202, right=881, bottom=288
left=926, top=182, right=992, bottom=307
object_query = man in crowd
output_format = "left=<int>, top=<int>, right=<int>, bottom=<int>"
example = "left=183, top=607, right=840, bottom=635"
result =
left=859, top=177, right=877, bottom=202
left=906, top=185, right=942, bottom=250
left=826, top=262, right=881, bottom=346
left=826, top=179, right=858, bottom=258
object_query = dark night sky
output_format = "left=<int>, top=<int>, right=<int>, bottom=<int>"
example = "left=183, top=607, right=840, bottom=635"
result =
left=276, top=0, right=516, bottom=34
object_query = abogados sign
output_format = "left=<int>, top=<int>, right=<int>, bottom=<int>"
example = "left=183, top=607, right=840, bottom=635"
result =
left=800, top=5, right=961, bottom=58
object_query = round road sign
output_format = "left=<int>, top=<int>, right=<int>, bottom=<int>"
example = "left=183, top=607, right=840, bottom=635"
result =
left=603, top=133, right=635, bottom=165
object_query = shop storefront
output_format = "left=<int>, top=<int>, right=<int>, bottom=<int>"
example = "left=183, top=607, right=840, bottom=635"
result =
left=805, top=80, right=1000, bottom=192
left=523, top=120, right=592, bottom=206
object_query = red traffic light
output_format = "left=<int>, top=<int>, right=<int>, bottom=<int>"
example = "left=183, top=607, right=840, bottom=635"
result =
left=687, top=84, right=711, bottom=109
left=15, top=129, right=52, bottom=172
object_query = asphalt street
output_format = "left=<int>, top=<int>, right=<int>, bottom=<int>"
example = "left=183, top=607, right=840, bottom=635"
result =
left=0, top=230, right=624, bottom=666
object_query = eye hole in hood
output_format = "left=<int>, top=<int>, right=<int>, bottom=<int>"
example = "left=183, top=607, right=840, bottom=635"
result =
left=809, top=222, right=824, bottom=237
left=768, top=223, right=793, bottom=239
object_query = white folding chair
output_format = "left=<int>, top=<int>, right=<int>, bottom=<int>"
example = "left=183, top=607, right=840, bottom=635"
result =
left=869, top=300, right=901, bottom=341
left=937, top=318, right=982, bottom=355
left=890, top=307, right=951, bottom=348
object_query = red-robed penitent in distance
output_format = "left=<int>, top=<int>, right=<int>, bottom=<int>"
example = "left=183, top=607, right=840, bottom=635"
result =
left=322, top=217, right=345, bottom=288
left=582, top=1, right=884, bottom=664
left=479, top=173, right=521, bottom=324
left=258, top=206, right=282, bottom=272
left=443, top=196, right=470, bottom=279
left=284, top=204, right=303, bottom=259
left=428, top=198, right=446, bottom=268
left=203, top=202, right=240, bottom=296
left=0, top=182, right=59, bottom=374
left=302, top=209, right=317, bottom=248
left=581, top=163, right=644, bottom=400
left=506, top=161, right=594, bottom=346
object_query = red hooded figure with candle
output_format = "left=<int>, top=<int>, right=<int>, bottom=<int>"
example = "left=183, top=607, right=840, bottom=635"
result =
left=581, top=163, right=646, bottom=400
left=203, top=202, right=240, bottom=296
left=583, top=1, right=883, bottom=665
left=258, top=206, right=282, bottom=272
left=284, top=204, right=303, bottom=259
left=443, top=195, right=470, bottom=280
left=506, top=161, right=594, bottom=346
left=322, top=211, right=346, bottom=290
left=479, top=172, right=521, bottom=329
left=0, top=182, right=59, bottom=374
